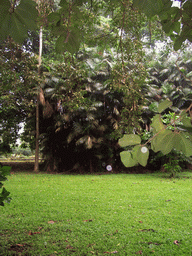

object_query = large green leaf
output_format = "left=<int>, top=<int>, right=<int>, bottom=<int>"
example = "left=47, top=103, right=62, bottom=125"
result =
left=0, top=0, right=10, bottom=25
left=158, top=131, right=175, bottom=155
left=171, top=21, right=181, bottom=34
left=120, top=151, right=138, bottom=167
left=151, top=114, right=165, bottom=133
left=150, top=135, right=159, bottom=153
left=0, top=0, right=38, bottom=43
left=132, top=145, right=141, bottom=157
left=133, top=0, right=164, bottom=18
left=0, top=0, right=11, bottom=41
left=120, top=145, right=141, bottom=167
left=55, top=28, right=81, bottom=54
left=174, top=133, right=192, bottom=157
left=183, top=1, right=192, bottom=15
left=48, top=12, right=61, bottom=25
left=158, top=99, right=172, bottom=113
left=161, top=19, right=173, bottom=34
left=180, top=111, right=192, bottom=132
left=118, top=134, right=141, bottom=147
left=161, top=0, right=172, bottom=11
left=15, top=0, right=37, bottom=30
left=9, top=13, right=29, bottom=43
left=151, top=130, right=173, bottom=154
left=0, top=13, right=11, bottom=42
left=174, top=36, right=185, bottom=51
left=137, top=146, right=149, bottom=167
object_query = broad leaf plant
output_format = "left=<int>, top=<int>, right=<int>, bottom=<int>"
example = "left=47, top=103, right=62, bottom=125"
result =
left=119, top=99, right=192, bottom=167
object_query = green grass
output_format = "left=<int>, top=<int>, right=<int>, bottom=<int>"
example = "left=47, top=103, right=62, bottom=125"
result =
left=1, top=172, right=192, bottom=255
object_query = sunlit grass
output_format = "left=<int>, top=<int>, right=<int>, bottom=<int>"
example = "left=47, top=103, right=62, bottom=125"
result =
left=1, top=172, right=192, bottom=255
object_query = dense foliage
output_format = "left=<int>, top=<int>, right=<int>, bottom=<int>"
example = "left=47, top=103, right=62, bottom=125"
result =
left=0, top=0, right=192, bottom=175
left=119, top=44, right=192, bottom=169
left=5, top=0, right=146, bottom=172
left=0, top=39, right=38, bottom=149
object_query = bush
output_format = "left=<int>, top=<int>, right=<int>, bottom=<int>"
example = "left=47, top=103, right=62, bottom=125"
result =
left=163, top=154, right=182, bottom=178
left=0, top=164, right=11, bottom=206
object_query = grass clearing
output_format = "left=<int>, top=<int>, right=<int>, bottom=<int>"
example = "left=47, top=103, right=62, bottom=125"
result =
left=1, top=171, right=192, bottom=255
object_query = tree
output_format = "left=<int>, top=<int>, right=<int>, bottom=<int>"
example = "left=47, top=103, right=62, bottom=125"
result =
left=33, top=0, right=56, bottom=173
left=35, top=0, right=146, bottom=172
left=1, top=0, right=191, bottom=173
left=0, top=39, right=38, bottom=149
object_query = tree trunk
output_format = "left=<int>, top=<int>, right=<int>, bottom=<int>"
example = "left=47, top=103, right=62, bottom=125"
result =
left=34, top=95, right=39, bottom=172
left=34, top=26, right=43, bottom=173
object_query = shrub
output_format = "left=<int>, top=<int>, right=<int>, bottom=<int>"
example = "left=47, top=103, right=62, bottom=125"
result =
left=0, top=164, right=11, bottom=206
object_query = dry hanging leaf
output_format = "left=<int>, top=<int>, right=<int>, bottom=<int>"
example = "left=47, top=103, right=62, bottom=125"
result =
left=57, top=100, right=61, bottom=111
left=39, top=88, right=45, bottom=106
left=113, top=106, right=120, bottom=115
left=43, top=101, right=54, bottom=118
left=87, top=136, right=93, bottom=149
left=113, top=122, right=118, bottom=130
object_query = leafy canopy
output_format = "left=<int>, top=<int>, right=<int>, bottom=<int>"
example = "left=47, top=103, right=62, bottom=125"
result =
left=133, top=0, right=192, bottom=50
left=1, top=0, right=191, bottom=51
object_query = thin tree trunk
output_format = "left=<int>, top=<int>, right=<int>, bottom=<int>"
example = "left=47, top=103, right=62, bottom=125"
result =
left=34, top=94, right=39, bottom=172
left=34, top=26, right=43, bottom=172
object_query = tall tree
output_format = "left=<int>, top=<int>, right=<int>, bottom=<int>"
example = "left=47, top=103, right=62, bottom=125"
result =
left=34, top=0, right=56, bottom=172
left=0, top=39, right=38, bottom=149
left=34, top=26, right=43, bottom=172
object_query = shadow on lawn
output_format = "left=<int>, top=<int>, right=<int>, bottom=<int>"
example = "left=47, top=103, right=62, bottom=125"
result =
left=2, top=161, right=192, bottom=179
left=1, top=161, right=153, bottom=175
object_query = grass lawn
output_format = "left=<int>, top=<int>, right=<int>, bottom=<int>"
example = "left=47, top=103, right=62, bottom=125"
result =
left=1, top=171, right=192, bottom=255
